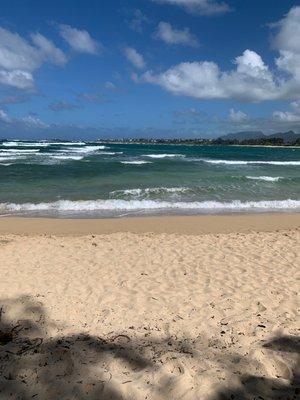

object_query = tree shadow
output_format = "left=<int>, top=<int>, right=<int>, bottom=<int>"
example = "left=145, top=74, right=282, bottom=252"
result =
left=213, top=335, right=300, bottom=400
left=0, top=295, right=299, bottom=400
left=0, top=295, right=198, bottom=399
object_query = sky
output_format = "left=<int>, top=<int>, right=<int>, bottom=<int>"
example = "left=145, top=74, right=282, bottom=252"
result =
left=1, top=0, right=300, bottom=139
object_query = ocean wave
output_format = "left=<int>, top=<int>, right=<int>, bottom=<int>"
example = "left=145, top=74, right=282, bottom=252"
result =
left=2, top=199, right=300, bottom=213
left=121, top=161, right=152, bottom=165
left=199, top=159, right=300, bottom=165
left=50, top=155, right=84, bottom=161
left=143, top=154, right=185, bottom=159
left=0, top=156, right=25, bottom=161
left=1, top=141, right=86, bottom=147
left=97, top=151, right=123, bottom=155
left=0, top=149, right=40, bottom=153
left=54, top=146, right=108, bottom=154
left=111, top=187, right=189, bottom=196
left=246, top=176, right=283, bottom=182
left=47, top=141, right=86, bottom=146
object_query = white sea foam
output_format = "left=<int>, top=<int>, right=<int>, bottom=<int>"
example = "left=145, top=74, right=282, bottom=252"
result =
left=1, top=141, right=86, bottom=147
left=1, top=149, right=40, bottom=153
left=246, top=176, right=283, bottom=182
left=50, top=155, right=84, bottom=161
left=199, top=159, right=300, bottom=166
left=2, top=141, right=48, bottom=147
left=0, top=156, right=24, bottom=161
left=2, top=199, right=300, bottom=213
left=97, top=151, right=123, bottom=155
left=121, top=161, right=152, bottom=165
left=111, top=187, right=189, bottom=196
left=47, top=142, right=86, bottom=146
left=54, top=145, right=108, bottom=154
left=144, top=154, right=184, bottom=159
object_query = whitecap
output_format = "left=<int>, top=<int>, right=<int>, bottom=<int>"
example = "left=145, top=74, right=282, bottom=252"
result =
left=143, top=154, right=184, bottom=159
left=121, top=161, right=152, bottom=165
left=198, top=159, right=300, bottom=166
left=246, top=176, right=283, bottom=182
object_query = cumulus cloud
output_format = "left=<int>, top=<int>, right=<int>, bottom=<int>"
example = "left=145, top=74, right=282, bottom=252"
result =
left=0, top=70, right=34, bottom=89
left=0, top=27, right=66, bottom=89
left=143, top=50, right=278, bottom=101
left=273, top=100, right=300, bottom=122
left=229, top=108, right=248, bottom=122
left=151, top=0, right=230, bottom=16
left=154, top=22, right=199, bottom=46
left=123, top=47, right=146, bottom=69
left=141, top=7, right=300, bottom=103
left=59, top=24, right=102, bottom=55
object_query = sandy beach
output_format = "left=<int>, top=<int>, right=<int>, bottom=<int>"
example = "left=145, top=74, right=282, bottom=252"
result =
left=0, top=214, right=299, bottom=399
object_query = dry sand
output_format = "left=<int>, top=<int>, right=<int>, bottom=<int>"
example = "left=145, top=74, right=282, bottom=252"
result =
left=0, top=214, right=299, bottom=399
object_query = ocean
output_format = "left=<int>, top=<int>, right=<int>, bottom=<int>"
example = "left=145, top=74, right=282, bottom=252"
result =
left=0, top=140, right=300, bottom=217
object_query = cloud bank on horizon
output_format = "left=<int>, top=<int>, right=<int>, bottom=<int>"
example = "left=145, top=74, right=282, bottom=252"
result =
left=0, top=0, right=300, bottom=138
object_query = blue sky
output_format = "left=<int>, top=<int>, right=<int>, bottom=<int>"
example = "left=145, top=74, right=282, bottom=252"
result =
left=0, top=0, right=300, bottom=139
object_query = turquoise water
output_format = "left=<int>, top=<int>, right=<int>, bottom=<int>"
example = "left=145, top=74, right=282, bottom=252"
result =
left=1, top=140, right=300, bottom=217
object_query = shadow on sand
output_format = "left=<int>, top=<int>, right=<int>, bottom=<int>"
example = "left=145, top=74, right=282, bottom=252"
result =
left=0, top=295, right=299, bottom=399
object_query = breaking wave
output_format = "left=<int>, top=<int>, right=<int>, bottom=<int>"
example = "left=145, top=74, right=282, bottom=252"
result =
left=199, top=159, right=300, bottom=166
left=121, top=161, right=152, bottom=165
left=1, top=199, right=300, bottom=214
left=143, top=154, right=185, bottom=159
left=246, top=176, right=283, bottom=182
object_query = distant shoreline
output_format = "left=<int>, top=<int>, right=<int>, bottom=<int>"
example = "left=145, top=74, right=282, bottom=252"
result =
left=100, top=141, right=300, bottom=148
left=1, top=139, right=300, bottom=147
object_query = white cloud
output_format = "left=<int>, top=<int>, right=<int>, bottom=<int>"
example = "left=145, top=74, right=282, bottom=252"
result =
left=273, top=7, right=300, bottom=80
left=22, top=114, right=49, bottom=128
left=0, top=109, right=10, bottom=123
left=105, top=81, right=117, bottom=90
left=273, top=7, right=300, bottom=54
left=273, top=110, right=300, bottom=122
left=31, top=33, right=67, bottom=65
left=142, top=7, right=300, bottom=103
left=151, top=0, right=230, bottom=16
left=0, top=27, right=41, bottom=71
left=0, top=27, right=66, bottom=71
left=229, top=108, right=248, bottom=122
left=0, top=26, right=66, bottom=90
left=59, top=24, right=102, bottom=55
left=154, top=22, right=199, bottom=46
left=143, top=50, right=278, bottom=102
left=124, top=47, right=146, bottom=69
left=0, top=70, right=34, bottom=89
left=273, top=100, right=300, bottom=122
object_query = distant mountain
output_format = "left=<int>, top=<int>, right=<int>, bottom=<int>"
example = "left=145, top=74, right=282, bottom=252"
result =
left=268, top=130, right=300, bottom=144
left=219, top=130, right=300, bottom=144
left=220, top=131, right=265, bottom=141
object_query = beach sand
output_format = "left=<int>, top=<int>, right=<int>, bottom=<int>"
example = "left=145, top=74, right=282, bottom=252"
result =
left=0, top=214, right=299, bottom=399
